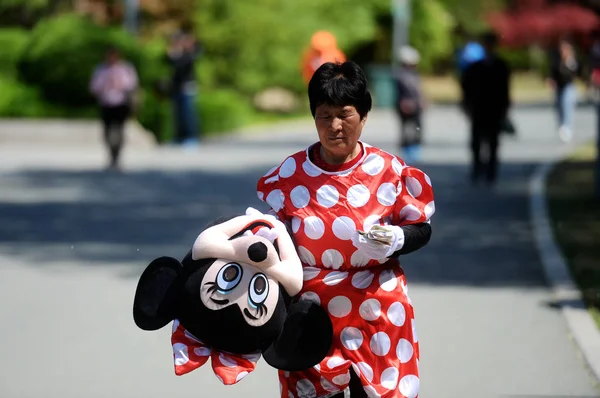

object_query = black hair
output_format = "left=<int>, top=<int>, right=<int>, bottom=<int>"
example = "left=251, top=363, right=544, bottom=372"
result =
left=308, top=61, right=372, bottom=118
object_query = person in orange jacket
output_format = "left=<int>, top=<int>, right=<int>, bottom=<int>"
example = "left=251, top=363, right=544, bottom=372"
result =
left=301, top=31, right=346, bottom=85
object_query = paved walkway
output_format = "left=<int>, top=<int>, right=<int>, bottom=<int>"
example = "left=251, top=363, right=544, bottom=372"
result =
left=0, top=106, right=598, bottom=398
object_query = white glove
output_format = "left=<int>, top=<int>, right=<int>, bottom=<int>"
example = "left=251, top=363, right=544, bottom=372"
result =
left=351, top=225, right=405, bottom=260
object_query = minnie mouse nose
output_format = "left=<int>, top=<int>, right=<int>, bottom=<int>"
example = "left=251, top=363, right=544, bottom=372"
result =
left=247, top=242, right=268, bottom=263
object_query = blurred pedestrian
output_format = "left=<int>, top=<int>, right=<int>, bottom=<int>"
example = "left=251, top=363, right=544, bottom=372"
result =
left=90, top=47, right=139, bottom=170
left=461, top=31, right=511, bottom=186
left=392, top=45, right=427, bottom=164
left=301, top=30, right=346, bottom=86
left=166, top=29, right=202, bottom=148
left=547, top=37, right=580, bottom=142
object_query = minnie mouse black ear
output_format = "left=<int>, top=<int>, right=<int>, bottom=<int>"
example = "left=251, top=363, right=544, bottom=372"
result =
left=133, top=256, right=183, bottom=331
left=262, top=300, right=333, bottom=371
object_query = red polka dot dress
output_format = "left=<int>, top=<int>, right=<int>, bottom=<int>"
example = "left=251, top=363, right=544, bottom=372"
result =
left=256, top=142, right=435, bottom=398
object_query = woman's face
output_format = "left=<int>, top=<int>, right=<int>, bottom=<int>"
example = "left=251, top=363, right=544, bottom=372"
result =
left=560, top=41, right=573, bottom=58
left=314, top=103, right=366, bottom=160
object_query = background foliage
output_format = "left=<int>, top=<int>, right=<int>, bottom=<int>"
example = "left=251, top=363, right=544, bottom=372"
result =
left=0, top=0, right=593, bottom=141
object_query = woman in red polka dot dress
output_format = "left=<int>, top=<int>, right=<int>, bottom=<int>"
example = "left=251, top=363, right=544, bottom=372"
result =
left=256, top=61, right=434, bottom=398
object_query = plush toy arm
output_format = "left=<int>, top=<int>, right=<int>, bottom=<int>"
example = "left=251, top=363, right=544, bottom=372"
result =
left=133, top=256, right=182, bottom=331
left=262, top=300, right=333, bottom=371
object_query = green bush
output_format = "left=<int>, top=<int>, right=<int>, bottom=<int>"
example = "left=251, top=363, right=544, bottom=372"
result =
left=0, top=28, right=29, bottom=76
left=197, top=89, right=254, bottom=136
left=16, top=14, right=161, bottom=108
left=137, top=88, right=255, bottom=143
left=136, top=90, right=174, bottom=143
left=0, top=74, right=71, bottom=118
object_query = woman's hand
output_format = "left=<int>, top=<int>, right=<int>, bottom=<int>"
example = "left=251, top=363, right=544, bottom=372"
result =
left=351, top=225, right=405, bottom=260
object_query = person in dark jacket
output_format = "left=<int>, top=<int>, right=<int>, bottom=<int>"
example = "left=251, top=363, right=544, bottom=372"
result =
left=393, top=46, right=427, bottom=164
left=166, top=30, right=203, bottom=147
left=461, top=31, right=511, bottom=185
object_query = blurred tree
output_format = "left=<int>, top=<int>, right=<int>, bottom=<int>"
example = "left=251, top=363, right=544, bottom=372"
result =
left=409, top=0, right=455, bottom=73
left=192, top=0, right=390, bottom=95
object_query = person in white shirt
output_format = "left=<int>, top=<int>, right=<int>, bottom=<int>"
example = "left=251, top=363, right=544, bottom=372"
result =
left=90, top=47, right=139, bottom=170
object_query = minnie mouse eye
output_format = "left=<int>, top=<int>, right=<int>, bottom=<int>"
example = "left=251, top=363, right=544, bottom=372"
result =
left=216, top=263, right=243, bottom=293
left=248, top=273, right=269, bottom=306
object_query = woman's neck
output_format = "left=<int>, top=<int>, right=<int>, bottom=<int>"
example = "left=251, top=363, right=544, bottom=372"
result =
left=320, top=143, right=361, bottom=165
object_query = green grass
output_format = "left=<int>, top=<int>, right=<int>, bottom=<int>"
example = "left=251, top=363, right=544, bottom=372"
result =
left=547, top=143, right=600, bottom=329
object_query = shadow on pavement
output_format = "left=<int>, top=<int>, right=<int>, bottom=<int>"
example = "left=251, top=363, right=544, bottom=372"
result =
left=0, top=160, right=550, bottom=289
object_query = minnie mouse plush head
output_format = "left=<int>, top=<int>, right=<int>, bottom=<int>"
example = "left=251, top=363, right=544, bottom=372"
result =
left=132, top=208, right=333, bottom=385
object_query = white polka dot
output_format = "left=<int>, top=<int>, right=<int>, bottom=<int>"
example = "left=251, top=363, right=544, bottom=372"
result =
left=264, top=174, right=279, bottom=184
left=303, top=216, right=325, bottom=239
left=350, top=250, right=371, bottom=267
left=241, top=352, right=261, bottom=362
left=356, top=362, right=374, bottom=382
left=326, top=356, right=346, bottom=369
left=424, top=173, right=432, bottom=186
left=313, top=364, right=320, bottom=372
left=173, top=343, right=189, bottom=365
left=322, top=249, right=344, bottom=270
left=172, top=319, right=180, bottom=330
left=341, top=327, right=364, bottom=350
left=328, top=296, right=352, bottom=318
left=263, top=165, right=278, bottom=177
left=406, top=176, right=423, bottom=198
left=332, top=216, right=356, bottom=240
left=219, top=353, right=238, bottom=367
left=424, top=201, right=435, bottom=219
left=379, top=269, right=398, bottom=292
left=291, top=216, right=301, bottom=233
left=359, top=299, right=382, bottom=321
left=257, top=191, right=264, bottom=201
left=352, top=270, right=374, bottom=289
left=412, top=319, right=419, bottom=343
left=288, top=392, right=294, bottom=398
left=377, top=183, right=397, bottom=206
left=392, top=157, right=404, bottom=175
left=364, top=385, right=381, bottom=397
left=399, top=375, right=419, bottom=398
left=297, top=247, right=316, bottom=266
left=296, top=379, right=316, bottom=397
left=399, top=204, right=422, bottom=222
left=321, top=377, right=339, bottom=392
left=193, top=346, right=211, bottom=356
left=397, top=180, right=403, bottom=195
left=347, top=184, right=371, bottom=208
left=362, top=154, right=385, bottom=176
left=362, top=214, right=381, bottom=232
left=370, top=332, right=391, bottom=356
left=316, top=185, right=339, bottom=208
left=323, top=270, right=348, bottom=285
left=266, top=190, right=284, bottom=212
left=285, top=371, right=290, bottom=377
left=279, top=158, right=296, bottom=178
left=300, top=291, right=320, bottom=305
left=388, top=302, right=406, bottom=327
left=303, top=267, right=320, bottom=280
left=380, top=367, right=399, bottom=390
left=290, top=186, right=310, bottom=209
left=332, top=372, right=351, bottom=386
left=236, top=371, right=249, bottom=382
left=396, top=338, right=414, bottom=363
left=303, top=160, right=322, bottom=177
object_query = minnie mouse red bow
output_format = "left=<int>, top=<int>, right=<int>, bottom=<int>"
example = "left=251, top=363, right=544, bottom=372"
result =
left=171, top=319, right=261, bottom=385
